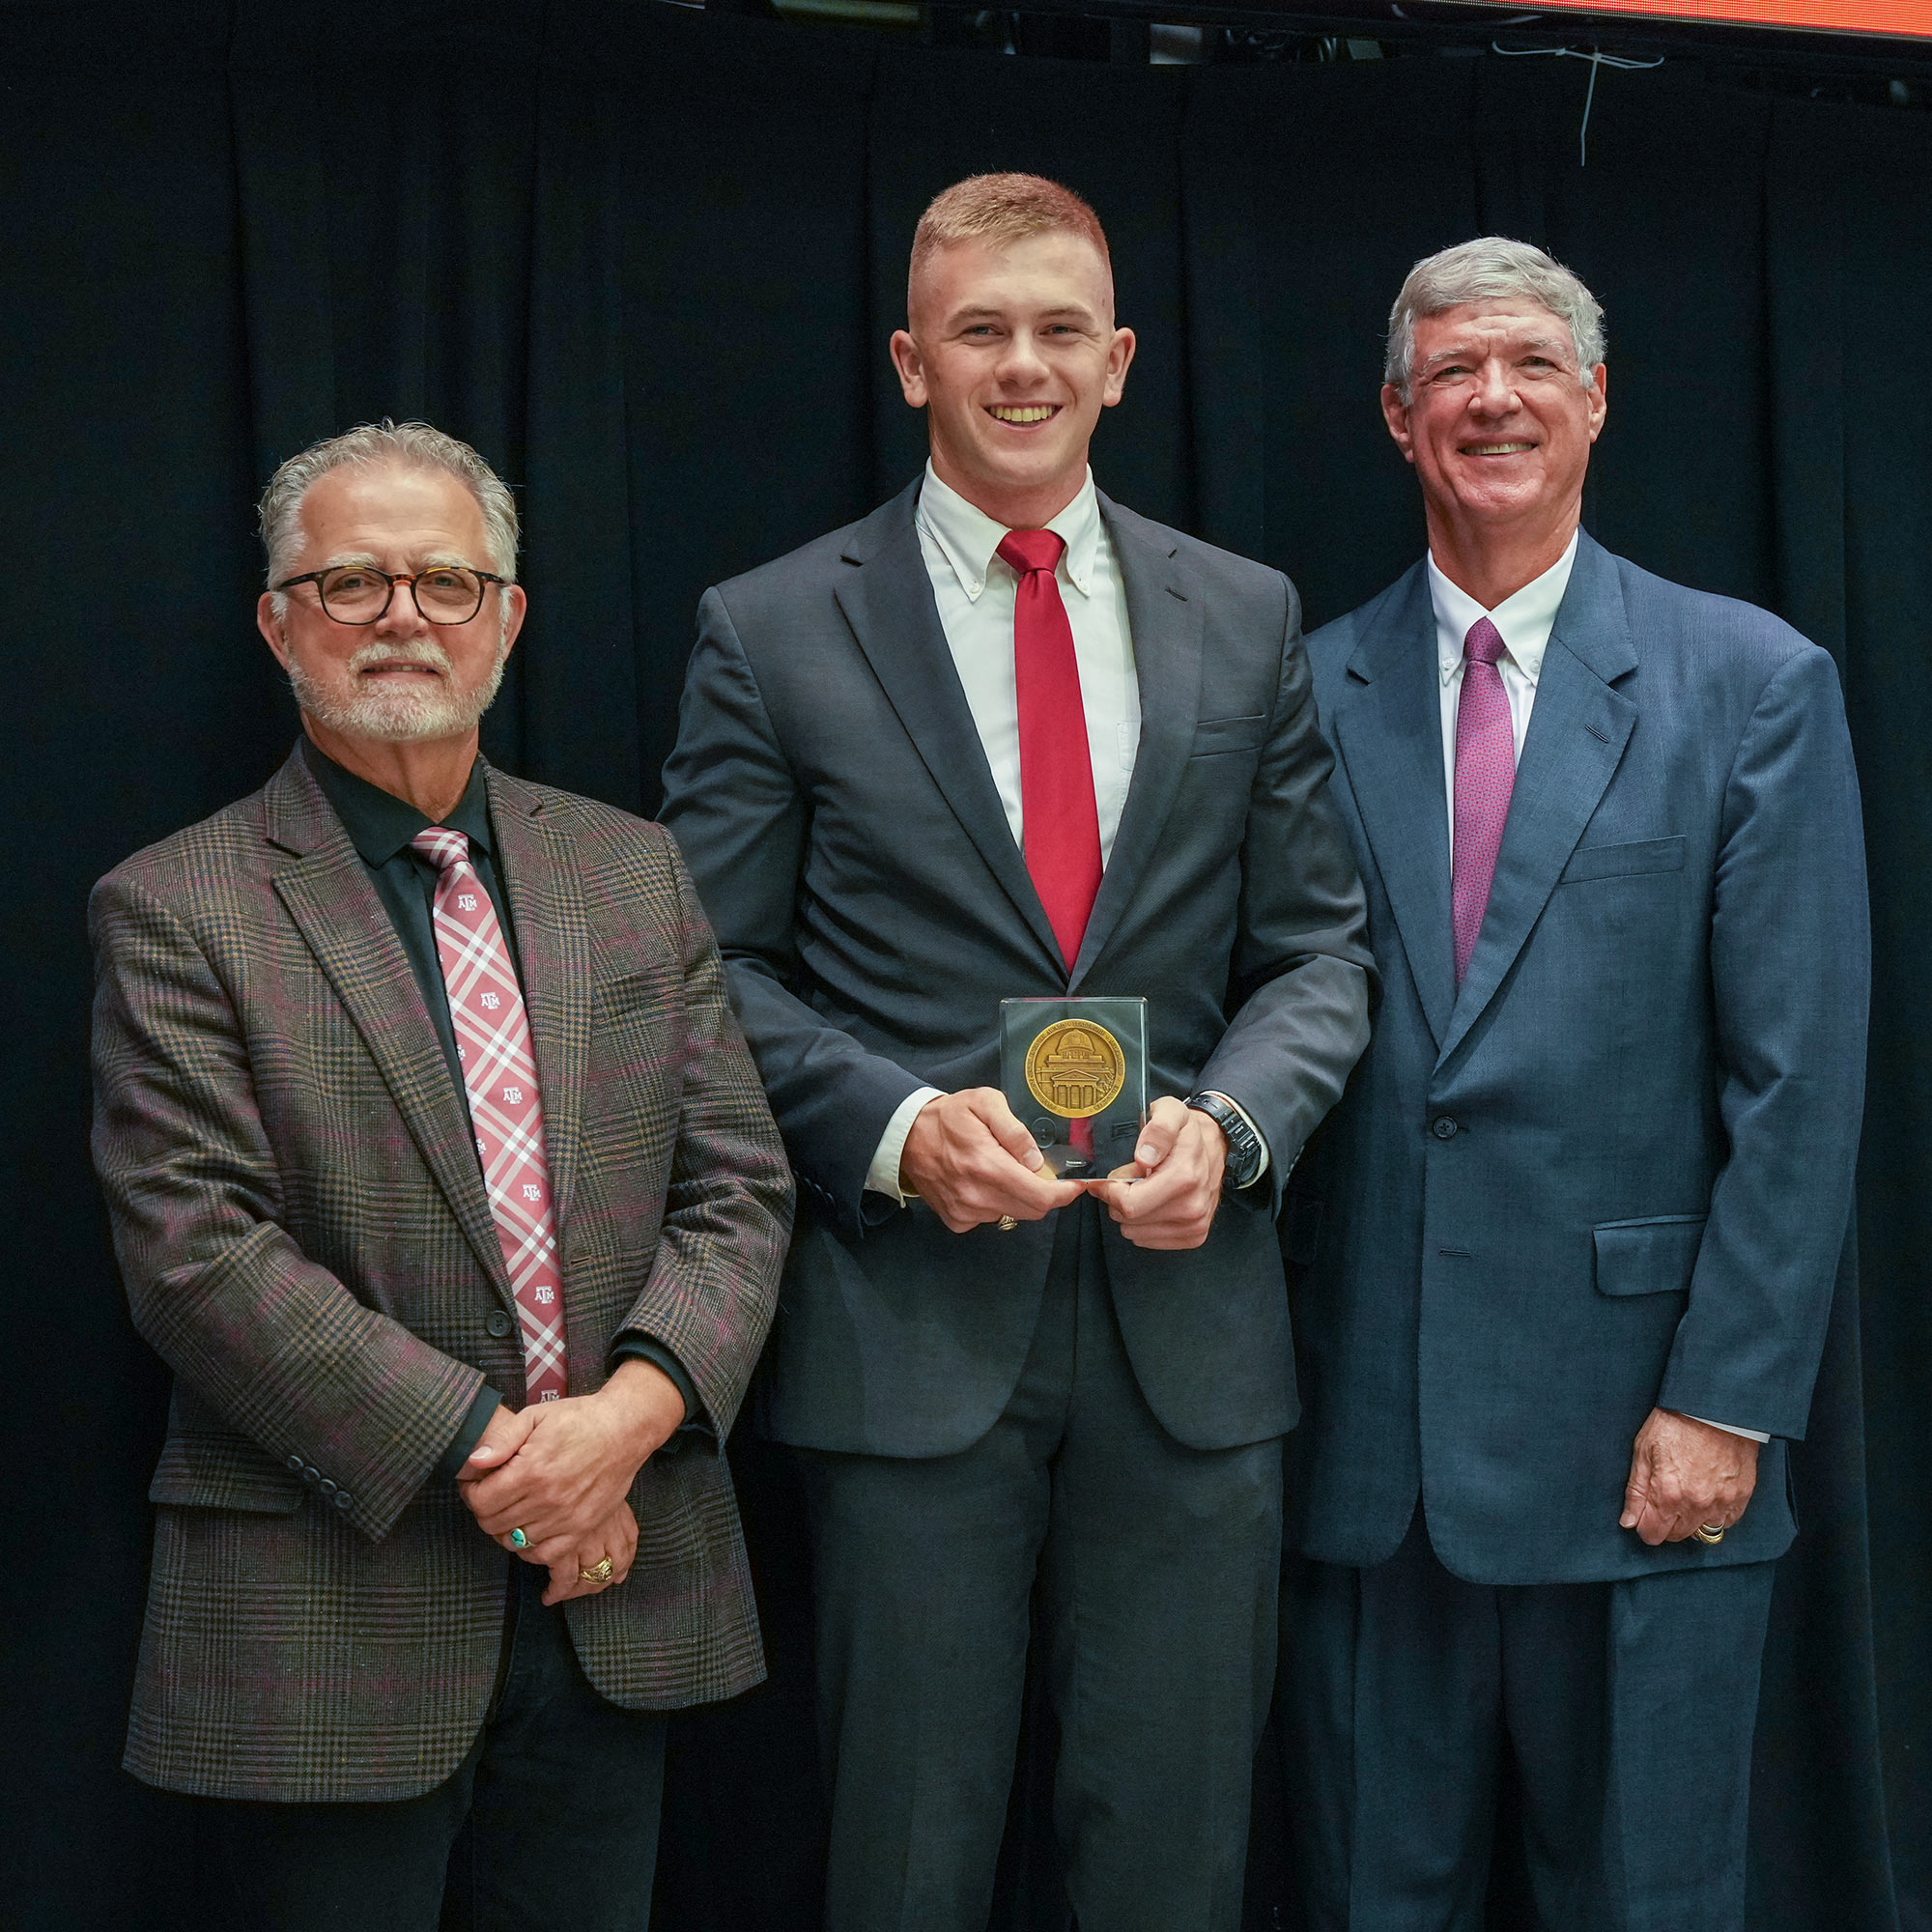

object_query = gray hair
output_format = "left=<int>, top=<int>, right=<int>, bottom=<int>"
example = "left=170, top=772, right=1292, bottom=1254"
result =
left=258, top=419, right=520, bottom=606
left=1384, top=238, right=1605, bottom=401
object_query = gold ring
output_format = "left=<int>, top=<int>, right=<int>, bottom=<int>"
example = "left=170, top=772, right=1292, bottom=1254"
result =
left=1692, top=1522, right=1726, bottom=1545
left=579, top=1556, right=615, bottom=1583
left=997, top=1215, right=1018, bottom=1233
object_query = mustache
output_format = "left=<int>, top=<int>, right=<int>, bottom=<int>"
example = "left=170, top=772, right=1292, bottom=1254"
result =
left=347, top=639, right=453, bottom=674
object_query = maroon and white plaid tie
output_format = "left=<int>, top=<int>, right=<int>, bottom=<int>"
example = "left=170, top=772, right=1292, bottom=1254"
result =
left=1451, top=615, right=1517, bottom=984
left=411, top=829, right=568, bottom=1405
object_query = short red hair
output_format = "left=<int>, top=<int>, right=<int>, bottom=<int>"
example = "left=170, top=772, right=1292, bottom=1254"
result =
left=908, top=174, right=1111, bottom=315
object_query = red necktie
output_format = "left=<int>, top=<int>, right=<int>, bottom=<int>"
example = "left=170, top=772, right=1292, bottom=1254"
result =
left=1451, top=616, right=1516, bottom=984
left=412, top=830, right=568, bottom=1406
left=998, top=527, right=1102, bottom=973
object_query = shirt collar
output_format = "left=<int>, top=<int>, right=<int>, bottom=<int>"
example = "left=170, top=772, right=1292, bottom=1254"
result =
left=1428, top=529, right=1580, bottom=687
left=300, top=733, right=496, bottom=867
left=915, top=460, right=1103, bottom=602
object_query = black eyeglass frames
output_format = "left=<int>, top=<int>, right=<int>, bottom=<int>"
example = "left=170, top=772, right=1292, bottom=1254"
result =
left=273, top=563, right=508, bottom=626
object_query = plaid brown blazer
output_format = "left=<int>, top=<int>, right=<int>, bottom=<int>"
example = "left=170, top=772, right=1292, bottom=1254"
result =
left=90, top=747, right=792, bottom=1802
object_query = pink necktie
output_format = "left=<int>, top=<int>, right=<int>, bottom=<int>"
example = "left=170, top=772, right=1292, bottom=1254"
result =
left=411, top=830, right=568, bottom=1405
left=1451, top=616, right=1516, bottom=984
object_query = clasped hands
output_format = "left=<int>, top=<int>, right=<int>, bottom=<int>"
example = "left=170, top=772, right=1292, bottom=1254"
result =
left=455, top=1356, right=687, bottom=1605
left=900, top=1089, right=1227, bottom=1251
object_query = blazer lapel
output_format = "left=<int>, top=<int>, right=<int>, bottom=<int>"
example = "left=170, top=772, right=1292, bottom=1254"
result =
left=1068, top=497, right=1204, bottom=989
left=1331, top=564, right=1457, bottom=1047
left=1438, top=535, right=1638, bottom=1065
left=264, top=753, right=513, bottom=1303
left=835, top=486, right=1065, bottom=974
left=488, top=767, right=592, bottom=1232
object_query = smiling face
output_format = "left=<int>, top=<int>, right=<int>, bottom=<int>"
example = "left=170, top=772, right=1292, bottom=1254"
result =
left=1382, top=296, right=1607, bottom=554
left=891, top=229, right=1136, bottom=528
left=257, top=462, right=526, bottom=749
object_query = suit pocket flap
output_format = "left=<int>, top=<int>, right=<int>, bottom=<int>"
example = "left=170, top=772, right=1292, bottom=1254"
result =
left=1593, top=1215, right=1706, bottom=1296
left=1562, top=836, right=1686, bottom=884
left=1189, top=714, right=1266, bottom=757
left=149, top=1434, right=306, bottom=1513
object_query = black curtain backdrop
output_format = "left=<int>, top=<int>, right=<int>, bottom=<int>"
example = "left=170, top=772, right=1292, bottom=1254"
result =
left=2, top=4, right=1924, bottom=1926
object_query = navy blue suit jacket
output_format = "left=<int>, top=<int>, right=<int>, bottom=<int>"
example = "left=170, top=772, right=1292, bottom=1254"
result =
left=661, top=480, right=1373, bottom=1459
left=1286, top=533, right=1868, bottom=1584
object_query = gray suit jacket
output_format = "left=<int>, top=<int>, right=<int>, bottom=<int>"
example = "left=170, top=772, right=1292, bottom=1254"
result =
left=661, top=479, right=1373, bottom=1458
left=1287, top=533, right=1869, bottom=1584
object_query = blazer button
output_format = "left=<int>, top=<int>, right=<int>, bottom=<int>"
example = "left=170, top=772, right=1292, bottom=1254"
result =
left=1431, top=1116, right=1460, bottom=1141
left=285, top=1453, right=305, bottom=1472
left=317, top=1478, right=337, bottom=1497
left=486, top=1310, right=513, bottom=1338
left=333, top=1491, right=354, bottom=1510
left=301, top=1464, right=321, bottom=1485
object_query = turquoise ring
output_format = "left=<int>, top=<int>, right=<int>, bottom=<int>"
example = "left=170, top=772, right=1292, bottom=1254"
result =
left=508, top=1527, right=529, bottom=1549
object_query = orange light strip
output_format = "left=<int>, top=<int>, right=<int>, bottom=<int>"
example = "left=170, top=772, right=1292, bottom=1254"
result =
left=1488, top=0, right=1932, bottom=36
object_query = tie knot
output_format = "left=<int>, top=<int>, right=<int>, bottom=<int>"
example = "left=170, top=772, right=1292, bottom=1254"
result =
left=411, top=828, right=470, bottom=872
left=1464, top=616, right=1508, bottom=668
left=997, top=527, right=1066, bottom=579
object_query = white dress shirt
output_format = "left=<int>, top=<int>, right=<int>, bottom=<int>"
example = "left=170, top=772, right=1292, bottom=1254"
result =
left=1430, top=533, right=1576, bottom=860
left=917, top=463, right=1141, bottom=861
left=1427, top=533, right=1767, bottom=1447
left=864, top=465, right=1261, bottom=1202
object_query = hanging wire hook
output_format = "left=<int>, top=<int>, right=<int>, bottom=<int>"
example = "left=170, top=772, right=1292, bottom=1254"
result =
left=1491, top=42, right=1665, bottom=165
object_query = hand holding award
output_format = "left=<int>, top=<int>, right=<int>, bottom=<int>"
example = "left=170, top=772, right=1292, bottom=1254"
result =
left=1085, top=1095, right=1229, bottom=1251
left=899, top=1088, right=1086, bottom=1234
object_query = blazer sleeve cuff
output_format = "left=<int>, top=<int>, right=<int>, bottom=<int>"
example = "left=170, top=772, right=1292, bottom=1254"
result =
left=865, top=1087, right=944, bottom=1204
left=431, top=1386, right=502, bottom=1482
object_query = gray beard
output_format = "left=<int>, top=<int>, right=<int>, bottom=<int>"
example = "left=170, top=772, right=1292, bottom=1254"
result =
left=287, top=637, right=508, bottom=744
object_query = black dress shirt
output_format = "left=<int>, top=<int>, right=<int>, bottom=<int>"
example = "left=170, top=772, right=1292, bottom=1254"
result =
left=300, top=737, right=707, bottom=1476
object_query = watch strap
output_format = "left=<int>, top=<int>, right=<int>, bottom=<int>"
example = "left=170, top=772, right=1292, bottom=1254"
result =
left=1186, top=1092, right=1264, bottom=1193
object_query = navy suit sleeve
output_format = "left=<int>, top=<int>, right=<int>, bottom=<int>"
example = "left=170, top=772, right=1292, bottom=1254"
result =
left=1657, top=645, right=1869, bottom=1440
left=660, top=587, right=926, bottom=1236
left=1196, top=574, right=1377, bottom=1207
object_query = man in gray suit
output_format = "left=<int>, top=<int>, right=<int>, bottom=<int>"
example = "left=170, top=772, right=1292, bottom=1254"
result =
left=661, top=174, right=1372, bottom=1931
left=1281, top=238, right=1869, bottom=1929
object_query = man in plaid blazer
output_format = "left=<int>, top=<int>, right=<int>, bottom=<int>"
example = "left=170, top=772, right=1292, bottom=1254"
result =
left=90, top=421, right=791, bottom=1930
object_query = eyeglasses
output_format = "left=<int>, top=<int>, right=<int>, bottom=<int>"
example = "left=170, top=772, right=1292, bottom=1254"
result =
left=274, top=563, right=509, bottom=627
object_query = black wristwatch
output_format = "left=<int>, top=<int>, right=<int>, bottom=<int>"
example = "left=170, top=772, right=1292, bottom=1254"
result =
left=1185, top=1092, right=1266, bottom=1195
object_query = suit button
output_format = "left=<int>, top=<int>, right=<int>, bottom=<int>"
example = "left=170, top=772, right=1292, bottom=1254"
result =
left=333, top=1492, right=354, bottom=1511
left=285, top=1453, right=305, bottom=1473
left=317, top=1478, right=337, bottom=1497
left=486, top=1310, right=513, bottom=1338
left=301, top=1464, right=320, bottom=1485
left=1431, top=1116, right=1460, bottom=1140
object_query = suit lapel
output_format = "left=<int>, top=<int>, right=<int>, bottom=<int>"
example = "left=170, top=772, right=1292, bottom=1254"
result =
left=489, top=767, right=592, bottom=1232
left=264, top=753, right=513, bottom=1302
left=1438, top=535, right=1638, bottom=1064
left=1069, top=497, right=1203, bottom=988
left=835, top=487, right=1065, bottom=974
left=1331, top=565, right=1457, bottom=1047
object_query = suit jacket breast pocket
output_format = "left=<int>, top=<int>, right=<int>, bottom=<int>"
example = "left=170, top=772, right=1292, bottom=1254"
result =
left=1561, top=836, right=1686, bottom=885
left=1189, top=714, right=1267, bottom=759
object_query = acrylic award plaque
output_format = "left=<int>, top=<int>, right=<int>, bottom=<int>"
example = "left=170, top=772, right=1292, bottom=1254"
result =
left=998, top=997, right=1150, bottom=1179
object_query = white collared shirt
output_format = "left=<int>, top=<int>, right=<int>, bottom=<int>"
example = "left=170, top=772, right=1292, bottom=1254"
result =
left=1429, top=532, right=1577, bottom=862
left=865, top=464, right=1263, bottom=1200
left=1429, top=530, right=1765, bottom=1445
left=915, top=462, right=1141, bottom=862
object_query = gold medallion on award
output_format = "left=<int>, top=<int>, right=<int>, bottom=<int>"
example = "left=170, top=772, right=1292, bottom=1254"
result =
left=999, top=997, right=1149, bottom=1179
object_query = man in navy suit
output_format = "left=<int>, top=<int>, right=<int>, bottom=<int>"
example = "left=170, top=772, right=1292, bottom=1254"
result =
left=662, top=175, right=1372, bottom=1931
left=1280, top=238, right=1869, bottom=1929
